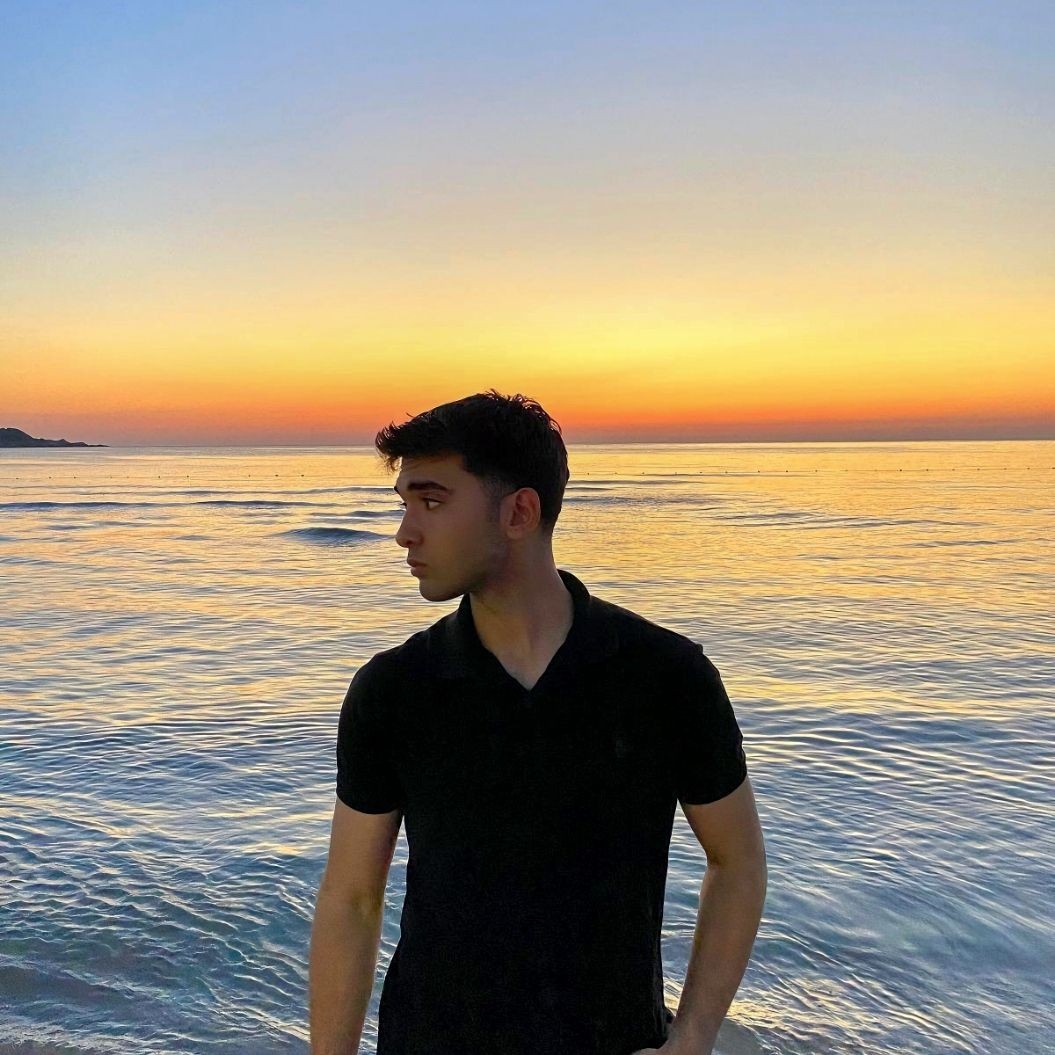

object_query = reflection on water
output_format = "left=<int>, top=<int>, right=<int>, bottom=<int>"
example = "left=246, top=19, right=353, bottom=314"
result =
left=1, top=441, right=1053, bottom=1054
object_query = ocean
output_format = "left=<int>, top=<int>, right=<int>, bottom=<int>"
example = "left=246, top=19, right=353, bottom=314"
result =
left=1, top=441, right=1052, bottom=1054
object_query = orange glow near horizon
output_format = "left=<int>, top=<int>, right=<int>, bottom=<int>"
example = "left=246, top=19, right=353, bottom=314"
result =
left=8, top=275, right=1053, bottom=444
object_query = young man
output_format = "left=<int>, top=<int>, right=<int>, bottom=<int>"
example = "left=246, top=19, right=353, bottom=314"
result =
left=309, top=389, right=767, bottom=1055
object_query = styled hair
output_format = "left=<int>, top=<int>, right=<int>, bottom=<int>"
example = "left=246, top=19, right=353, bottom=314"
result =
left=374, top=389, right=570, bottom=535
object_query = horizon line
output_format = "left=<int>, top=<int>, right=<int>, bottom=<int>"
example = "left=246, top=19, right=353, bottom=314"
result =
left=6, top=436, right=1055, bottom=449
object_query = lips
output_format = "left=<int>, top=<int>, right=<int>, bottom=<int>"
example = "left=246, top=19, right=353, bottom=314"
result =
left=407, top=560, right=425, bottom=568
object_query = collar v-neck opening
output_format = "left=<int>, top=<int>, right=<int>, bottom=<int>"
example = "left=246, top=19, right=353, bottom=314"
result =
left=459, top=568, right=585, bottom=697
left=427, top=567, right=619, bottom=682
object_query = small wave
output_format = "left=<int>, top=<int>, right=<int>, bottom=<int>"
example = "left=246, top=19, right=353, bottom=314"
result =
left=280, top=527, right=388, bottom=546
left=193, top=499, right=321, bottom=508
left=0, top=500, right=152, bottom=510
left=710, top=510, right=974, bottom=529
left=913, top=538, right=1004, bottom=548
left=0, top=555, right=66, bottom=567
left=563, top=492, right=711, bottom=506
left=164, top=488, right=226, bottom=496
left=300, top=485, right=398, bottom=495
left=92, top=520, right=150, bottom=528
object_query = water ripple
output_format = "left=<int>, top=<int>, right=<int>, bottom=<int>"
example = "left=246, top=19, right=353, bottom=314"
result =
left=1, top=442, right=1052, bottom=1054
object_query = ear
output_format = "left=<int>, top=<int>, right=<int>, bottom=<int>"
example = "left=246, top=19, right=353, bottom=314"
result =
left=506, top=487, right=542, bottom=536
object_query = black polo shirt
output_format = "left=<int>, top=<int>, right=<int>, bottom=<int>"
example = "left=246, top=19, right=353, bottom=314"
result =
left=335, top=568, right=748, bottom=1055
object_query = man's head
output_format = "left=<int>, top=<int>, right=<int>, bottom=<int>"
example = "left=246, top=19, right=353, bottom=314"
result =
left=374, top=389, right=570, bottom=601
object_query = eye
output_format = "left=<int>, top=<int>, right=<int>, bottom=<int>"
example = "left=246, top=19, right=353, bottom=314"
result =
left=398, top=498, right=441, bottom=510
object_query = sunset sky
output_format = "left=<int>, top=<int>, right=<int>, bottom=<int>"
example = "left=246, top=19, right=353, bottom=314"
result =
left=3, top=1, right=1052, bottom=445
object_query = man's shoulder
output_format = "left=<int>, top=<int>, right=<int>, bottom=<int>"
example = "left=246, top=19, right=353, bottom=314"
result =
left=592, top=594, right=705, bottom=664
left=343, top=629, right=432, bottom=726
left=354, top=625, right=433, bottom=683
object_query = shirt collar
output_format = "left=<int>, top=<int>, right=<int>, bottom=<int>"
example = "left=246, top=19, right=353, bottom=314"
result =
left=427, top=567, right=619, bottom=679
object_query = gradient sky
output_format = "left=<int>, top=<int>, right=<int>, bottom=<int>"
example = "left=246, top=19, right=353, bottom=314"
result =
left=2, top=1, right=1052, bottom=445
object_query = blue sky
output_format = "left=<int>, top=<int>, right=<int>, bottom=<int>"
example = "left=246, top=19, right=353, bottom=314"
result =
left=4, top=1, right=1053, bottom=443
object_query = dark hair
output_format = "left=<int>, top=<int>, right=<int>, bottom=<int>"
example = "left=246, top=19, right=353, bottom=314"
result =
left=374, top=388, right=570, bottom=534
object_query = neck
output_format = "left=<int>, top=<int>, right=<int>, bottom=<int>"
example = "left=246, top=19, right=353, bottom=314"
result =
left=468, top=561, right=573, bottom=661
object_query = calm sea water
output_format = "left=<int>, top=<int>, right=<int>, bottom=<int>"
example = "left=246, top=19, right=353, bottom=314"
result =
left=1, top=441, right=1052, bottom=1055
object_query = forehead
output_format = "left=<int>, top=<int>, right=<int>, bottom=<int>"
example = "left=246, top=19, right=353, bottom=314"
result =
left=393, top=454, right=469, bottom=494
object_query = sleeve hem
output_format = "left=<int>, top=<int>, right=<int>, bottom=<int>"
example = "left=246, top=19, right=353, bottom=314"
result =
left=676, top=762, right=748, bottom=806
left=335, top=786, right=401, bottom=814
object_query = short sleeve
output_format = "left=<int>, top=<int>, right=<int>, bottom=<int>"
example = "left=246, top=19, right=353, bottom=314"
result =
left=667, top=644, right=748, bottom=805
left=335, top=657, right=403, bottom=814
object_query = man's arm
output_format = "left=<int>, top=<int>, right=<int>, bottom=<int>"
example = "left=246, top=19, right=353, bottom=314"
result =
left=309, top=797, right=402, bottom=1055
left=661, top=776, right=768, bottom=1055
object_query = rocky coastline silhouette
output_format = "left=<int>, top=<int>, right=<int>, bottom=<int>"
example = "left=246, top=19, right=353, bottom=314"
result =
left=0, top=427, right=108, bottom=448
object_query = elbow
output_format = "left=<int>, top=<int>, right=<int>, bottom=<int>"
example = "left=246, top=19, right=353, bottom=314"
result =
left=316, top=875, right=386, bottom=921
left=711, top=837, right=768, bottom=896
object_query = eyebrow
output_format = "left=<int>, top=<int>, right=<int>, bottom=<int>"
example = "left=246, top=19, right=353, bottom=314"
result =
left=393, top=480, right=454, bottom=497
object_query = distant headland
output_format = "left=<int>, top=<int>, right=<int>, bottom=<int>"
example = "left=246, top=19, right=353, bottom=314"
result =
left=0, top=427, right=108, bottom=448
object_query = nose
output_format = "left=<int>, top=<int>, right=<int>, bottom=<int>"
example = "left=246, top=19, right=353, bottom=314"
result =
left=395, top=512, right=417, bottom=550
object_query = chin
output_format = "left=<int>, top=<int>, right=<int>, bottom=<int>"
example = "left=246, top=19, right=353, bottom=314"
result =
left=416, top=575, right=465, bottom=604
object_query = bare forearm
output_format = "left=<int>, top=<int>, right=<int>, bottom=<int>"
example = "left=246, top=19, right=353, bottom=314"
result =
left=667, top=859, right=767, bottom=1055
left=308, top=888, right=385, bottom=1055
